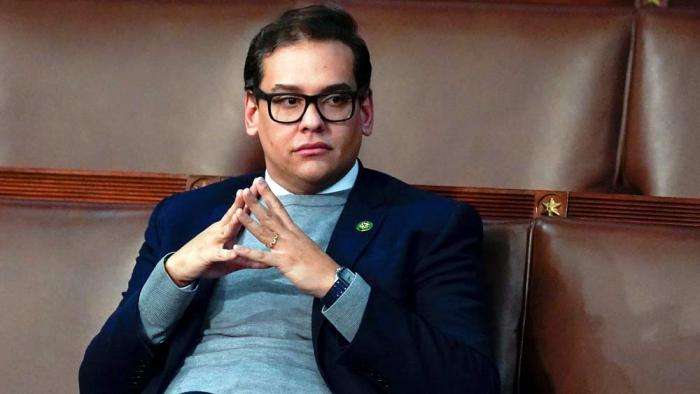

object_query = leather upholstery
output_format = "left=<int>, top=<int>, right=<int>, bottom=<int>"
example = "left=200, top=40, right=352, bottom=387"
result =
left=349, top=3, right=632, bottom=191
left=622, top=10, right=700, bottom=198
left=0, top=0, right=269, bottom=175
left=1, top=1, right=699, bottom=393
left=522, top=219, right=700, bottom=393
left=0, top=201, right=534, bottom=394
left=0, top=200, right=151, bottom=394
left=483, top=220, right=532, bottom=394
left=0, top=1, right=633, bottom=192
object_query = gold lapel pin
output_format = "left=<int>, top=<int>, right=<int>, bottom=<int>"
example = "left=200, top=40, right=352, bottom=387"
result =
left=355, top=220, right=373, bottom=232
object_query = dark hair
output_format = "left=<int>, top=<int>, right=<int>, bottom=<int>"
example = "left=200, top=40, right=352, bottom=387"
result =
left=244, top=4, right=372, bottom=95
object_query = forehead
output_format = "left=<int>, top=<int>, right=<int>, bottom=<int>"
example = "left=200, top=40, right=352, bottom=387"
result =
left=260, top=40, right=356, bottom=91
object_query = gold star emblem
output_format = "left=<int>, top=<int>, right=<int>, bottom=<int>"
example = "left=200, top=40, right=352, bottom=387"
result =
left=542, top=197, right=561, bottom=217
left=355, top=220, right=373, bottom=232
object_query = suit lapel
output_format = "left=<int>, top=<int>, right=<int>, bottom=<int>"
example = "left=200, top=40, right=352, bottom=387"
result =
left=325, top=191, right=385, bottom=271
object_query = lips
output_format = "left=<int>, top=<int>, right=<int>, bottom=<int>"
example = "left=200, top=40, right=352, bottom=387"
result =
left=293, top=142, right=332, bottom=156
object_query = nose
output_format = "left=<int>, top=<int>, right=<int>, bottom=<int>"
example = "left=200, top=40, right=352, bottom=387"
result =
left=299, top=101, right=325, bottom=133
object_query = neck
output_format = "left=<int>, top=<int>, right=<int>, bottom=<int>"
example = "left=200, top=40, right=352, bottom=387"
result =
left=266, top=161, right=357, bottom=195
left=282, top=178, right=336, bottom=195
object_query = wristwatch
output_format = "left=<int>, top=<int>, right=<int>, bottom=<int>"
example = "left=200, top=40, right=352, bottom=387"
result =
left=322, top=266, right=355, bottom=307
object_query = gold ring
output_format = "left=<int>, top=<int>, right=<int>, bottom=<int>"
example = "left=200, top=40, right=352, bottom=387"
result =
left=268, top=232, right=279, bottom=249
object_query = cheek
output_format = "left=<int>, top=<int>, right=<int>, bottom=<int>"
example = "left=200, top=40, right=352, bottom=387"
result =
left=345, top=130, right=364, bottom=151
left=258, top=127, right=293, bottom=156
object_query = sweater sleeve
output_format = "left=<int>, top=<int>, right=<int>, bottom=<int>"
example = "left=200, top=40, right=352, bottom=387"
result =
left=321, top=273, right=371, bottom=342
left=138, top=254, right=199, bottom=344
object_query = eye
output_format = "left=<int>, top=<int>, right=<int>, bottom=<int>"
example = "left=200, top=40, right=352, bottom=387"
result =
left=322, top=93, right=353, bottom=106
left=271, top=95, right=303, bottom=107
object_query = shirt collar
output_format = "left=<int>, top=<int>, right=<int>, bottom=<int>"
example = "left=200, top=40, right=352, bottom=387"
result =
left=265, top=160, right=359, bottom=196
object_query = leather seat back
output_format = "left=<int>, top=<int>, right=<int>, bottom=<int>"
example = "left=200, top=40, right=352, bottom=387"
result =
left=1, top=1, right=632, bottom=192
left=623, top=11, right=700, bottom=198
left=483, top=220, right=532, bottom=393
left=349, top=3, right=633, bottom=191
left=0, top=0, right=268, bottom=175
left=522, top=218, right=700, bottom=393
left=0, top=200, right=151, bottom=393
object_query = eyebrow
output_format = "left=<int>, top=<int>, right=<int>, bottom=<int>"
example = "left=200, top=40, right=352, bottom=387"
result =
left=270, top=83, right=355, bottom=94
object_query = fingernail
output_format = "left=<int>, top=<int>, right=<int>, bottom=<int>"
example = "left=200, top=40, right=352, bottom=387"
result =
left=236, top=189, right=241, bottom=197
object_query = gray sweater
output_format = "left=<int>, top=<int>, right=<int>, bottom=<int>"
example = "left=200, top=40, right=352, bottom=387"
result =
left=138, top=190, right=371, bottom=393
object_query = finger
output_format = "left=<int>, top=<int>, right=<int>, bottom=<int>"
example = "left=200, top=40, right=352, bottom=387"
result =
left=241, top=187, right=277, bottom=228
left=254, top=177, right=293, bottom=228
left=217, top=202, right=245, bottom=243
left=218, top=251, right=270, bottom=269
left=233, top=244, right=278, bottom=267
left=219, top=219, right=242, bottom=243
left=245, top=183, right=259, bottom=214
left=227, top=256, right=270, bottom=270
left=221, top=189, right=244, bottom=224
left=208, top=249, right=271, bottom=275
left=209, top=246, right=238, bottom=262
left=235, top=208, right=273, bottom=245
left=248, top=181, right=261, bottom=199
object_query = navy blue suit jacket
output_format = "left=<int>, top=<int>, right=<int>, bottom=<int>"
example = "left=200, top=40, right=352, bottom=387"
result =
left=80, top=167, right=499, bottom=393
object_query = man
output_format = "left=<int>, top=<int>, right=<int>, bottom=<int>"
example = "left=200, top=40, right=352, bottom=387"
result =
left=80, top=5, right=499, bottom=393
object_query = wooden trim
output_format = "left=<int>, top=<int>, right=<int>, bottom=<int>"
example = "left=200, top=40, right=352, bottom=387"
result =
left=568, top=192, right=700, bottom=227
left=424, top=0, right=636, bottom=5
left=416, top=185, right=534, bottom=219
left=0, top=167, right=186, bottom=205
left=3, top=167, right=700, bottom=226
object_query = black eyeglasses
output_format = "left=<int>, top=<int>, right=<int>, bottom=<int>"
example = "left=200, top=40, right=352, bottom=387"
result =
left=252, top=87, right=359, bottom=124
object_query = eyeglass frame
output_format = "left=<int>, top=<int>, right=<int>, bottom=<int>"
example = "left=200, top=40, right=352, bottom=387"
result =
left=250, top=87, right=364, bottom=124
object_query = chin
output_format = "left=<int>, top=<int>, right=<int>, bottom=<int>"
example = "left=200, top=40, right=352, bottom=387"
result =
left=295, top=162, right=343, bottom=186
left=297, top=168, right=333, bottom=185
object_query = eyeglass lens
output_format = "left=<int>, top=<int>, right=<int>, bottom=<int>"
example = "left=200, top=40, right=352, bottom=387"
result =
left=270, top=93, right=354, bottom=123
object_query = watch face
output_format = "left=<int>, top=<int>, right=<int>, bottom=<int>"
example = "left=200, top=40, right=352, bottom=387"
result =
left=338, top=267, right=355, bottom=284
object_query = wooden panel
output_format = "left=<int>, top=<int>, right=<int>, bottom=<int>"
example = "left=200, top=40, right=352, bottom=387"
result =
left=0, top=167, right=186, bottom=204
left=416, top=185, right=534, bottom=219
left=568, top=192, right=700, bottom=227
left=3, top=167, right=700, bottom=227
left=665, top=0, right=700, bottom=8
left=413, top=0, right=693, bottom=7
left=471, top=0, right=635, bottom=5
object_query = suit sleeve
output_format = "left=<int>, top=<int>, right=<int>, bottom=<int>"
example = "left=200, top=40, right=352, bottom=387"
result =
left=79, top=198, right=170, bottom=394
left=336, top=204, right=500, bottom=394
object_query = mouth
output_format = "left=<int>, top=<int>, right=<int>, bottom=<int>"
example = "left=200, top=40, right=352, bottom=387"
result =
left=293, top=142, right=332, bottom=157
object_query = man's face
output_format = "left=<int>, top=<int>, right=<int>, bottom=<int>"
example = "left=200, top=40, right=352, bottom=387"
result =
left=244, top=39, right=373, bottom=194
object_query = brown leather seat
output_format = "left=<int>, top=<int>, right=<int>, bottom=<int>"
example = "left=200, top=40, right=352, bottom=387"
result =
left=349, top=3, right=633, bottom=191
left=0, top=0, right=268, bottom=176
left=0, top=201, right=533, bottom=394
left=0, top=200, right=152, bottom=393
left=623, top=10, right=700, bottom=198
left=1, top=1, right=632, bottom=192
left=483, top=220, right=532, bottom=394
left=522, top=218, right=700, bottom=394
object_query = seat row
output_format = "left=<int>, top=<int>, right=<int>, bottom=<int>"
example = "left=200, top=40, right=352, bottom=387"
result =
left=1, top=199, right=697, bottom=393
left=0, top=2, right=699, bottom=197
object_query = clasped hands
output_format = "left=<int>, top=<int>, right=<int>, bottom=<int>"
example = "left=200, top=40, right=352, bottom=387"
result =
left=165, top=177, right=339, bottom=298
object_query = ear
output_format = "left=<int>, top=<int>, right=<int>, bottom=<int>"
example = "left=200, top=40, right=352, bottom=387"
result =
left=359, top=92, right=374, bottom=136
left=244, top=91, right=260, bottom=136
